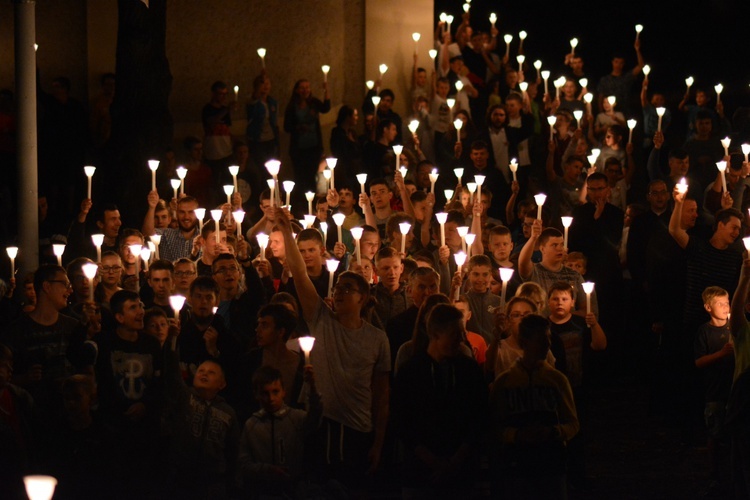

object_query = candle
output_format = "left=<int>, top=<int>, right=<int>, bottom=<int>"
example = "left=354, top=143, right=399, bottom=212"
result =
left=151, top=234, right=161, bottom=260
left=587, top=154, right=597, bottom=170
left=499, top=267, right=514, bottom=309
left=283, top=180, right=295, bottom=208
left=463, top=3, right=470, bottom=13
left=321, top=65, right=330, bottom=82
left=256, top=233, right=269, bottom=261
left=445, top=15, right=454, bottom=34
left=322, top=169, right=331, bottom=191
left=743, top=236, right=750, bottom=252
left=554, top=77, right=565, bottom=100
left=84, top=166, right=95, bottom=200
left=429, top=169, right=439, bottom=194
left=91, top=234, right=104, bottom=263
left=721, top=137, right=731, bottom=157
left=399, top=166, right=408, bottom=179
left=53, top=244, right=65, bottom=266
left=302, top=215, right=315, bottom=229
left=583, top=92, right=593, bottom=115
left=350, top=226, right=363, bottom=264
left=503, top=34, right=513, bottom=58
left=582, top=282, right=595, bottom=314
left=408, top=119, right=419, bottom=136
left=232, top=210, right=245, bottom=241
left=233, top=85, right=239, bottom=101
left=228, top=165, right=239, bottom=191
left=224, top=184, right=235, bottom=206
left=457, top=226, right=469, bottom=253
left=128, top=243, right=142, bottom=293
left=607, top=96, right=616, bottom=109
left=148, top=160, right=159, bottom=191
left=534, top=60, right=542, bottom=80
left=541, top=70, right=550, bottom=95
left=436, top=212, right=448, bottom=247
left=717, top=161, right=728, bottom=192
left=265, top=160, right=281, bottom=206
left=534, top=193, right=547, bottom=220
left=465, top=233, right=475, bottom=259
left=579, top=78, right=588, bottom=89
left=656, top=107, right=666, bottom=132
left=519, top=81, right=528, bottom=101
left=140, top=247, right=151, bottom=272
left=509, top=159, right=518, bottom=182
left=6, top=246, right=18, bottom=279
left=332, top=213, right=345, bottom=246
left=453, top=168, right=464, bottom=185
left=715, top=84, right=723, bottom=105
left=210, top=209, right=223, bottom=244
left=428, top=49, right=437, bottom=61
left=569, top=37, right=578, bottom=56
left=642, top=65, right=651, bottom=79
left=24, top=475, right=57, bottom=500
left=169, top=295, right=186, bottom=319
left=446, top=98, right=455, bottom=115
left=412, top=32, right=420, bottom=54
left=547, top=116, right=557, bottom=141
left=392, top=145, right=403, bottom=176
left=466, top=182, right=476, bottom=204
left=475, top=174, right=485, bottom=201
left=454, top=251, right=467, bottom=300
left=195, top=208, right=205, bottom=232
left=573, top=110, right=583, bottom=127
left=489, top=13, right=497, bottom=29
left=742, top=144, right=750, bottom=164
left=519, top=30, right=527, bottom=50
left=399, top=222, right=411, bottom=255
left=378, top=63, right=388, bottom=80
left=677, top=177, right=687, bottom=194
left=298, top=336, right=315, bottom=365
left=257, top=48, right=266, bottom=67
left=356, top=174, right=368, bottom=195
left=320, top=222, right=328, bottom=248
left=685, top=76, right=694, bottom=90
left=366, top=80, right=374, bottom=90
left=627, top=119, right=637, bottom=144
left=635, top=24, right=643, bottom=41
left=305, top=191, right=315, bottom=216
left=561, top=216, right=573, bottom=249
left=171, top=179, right=181, bottom=202
left=176, top=166, right=187, bottom=196
left=326, top=259, right=339, bottom=298
left=444, top=189, right=454, bottom=202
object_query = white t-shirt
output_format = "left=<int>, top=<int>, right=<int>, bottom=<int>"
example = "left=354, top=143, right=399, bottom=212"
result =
left=307, top=298, right=390, bottom=432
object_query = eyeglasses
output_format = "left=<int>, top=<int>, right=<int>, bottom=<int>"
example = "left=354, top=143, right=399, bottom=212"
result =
left=333, top=284, right=362, bottom=295
left=47, top=280, right=73, bottom=289
left=101, top=266, right=121, bottom=274
left=214, top=266, right=239, bottom=275
left=175, top=271, right=196, bottom=277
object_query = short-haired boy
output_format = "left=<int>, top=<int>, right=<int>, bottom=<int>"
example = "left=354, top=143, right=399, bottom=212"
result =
left=565, top=251, right=588, bottom=278
left=461, top=255, right=502, bottom=344
left=695, top=286, right=734, bottom=485
left=238, top=365, right=321, bottom=497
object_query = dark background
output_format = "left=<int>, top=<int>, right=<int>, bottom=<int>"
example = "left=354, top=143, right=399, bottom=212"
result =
left=434, top=0, right=750, bottom=116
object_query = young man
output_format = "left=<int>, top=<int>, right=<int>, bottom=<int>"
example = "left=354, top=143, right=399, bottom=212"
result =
left=145, top=259, right=174, bottom=315
left=490, top=314, right=579, bottom=499
left=462, top=140, right=508, bottom=220
left=370, top=246, right=408, bottom=331
left=196, top=220, right=229, bottom=277
left=361, top=178, right=394, bottom=240
left=238, top=365, right=321, bottom=497
left=275, top=206, right=390, bottom=485
left=281, top=228, right=331, bottom=300
left=98, top=251, right=123, bottom=305
left=461, top=254, right=501, bottom=344
left=143, top=194, right=200, bottom=262
left=118, top=228, right=145, bottom=291
left=328, top=186, right=364, bottom=230
left=66, top=202, right=122, bottom=263
left=486, top=225, right=521, bottom=296
left=393, top=304, right=488, bottom=498
left=173, top=258, right=198, bottom=296
left=519, top=222, right=597, bottom=316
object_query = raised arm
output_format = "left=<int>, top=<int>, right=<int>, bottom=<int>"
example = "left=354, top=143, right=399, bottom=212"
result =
left=142, top=190, right=159, bottom=237
left=668, top=189, right=689, bottom=249
left=518, top=219, right=541, bottom=280
left=275, top=208, right=319, bottom=322
left=631, top=39, right=645, bottom=76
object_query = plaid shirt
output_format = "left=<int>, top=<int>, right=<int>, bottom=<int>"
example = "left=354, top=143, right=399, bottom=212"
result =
left=156, top=228, right=195, bottom=262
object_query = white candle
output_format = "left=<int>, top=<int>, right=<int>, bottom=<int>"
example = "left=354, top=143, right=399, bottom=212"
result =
left=583, top=93, right=593, bottom=115
left=685, top=76, right=694, bottom=90
left=453, top=252, right=467, bottom=300
left=412, top=32, right=420, bottom=54
left=569, top=37, right=578, bottom=56
left=656, top=107, right=666, bottom=132
left=717, top=161, right=728, bottom=193
left=356, top=174, right=368, bottom=195
left=53, top=244, right=65, bottom=266
left=6, top=246, right=18, bottom=279
left=742, top=144, right=750, bottom=164
left=257, top=48, right=266, bottom=68
left=627, top=119, right=637, bottom=144
left=541, top=70, right=550, bottom=95
left=561, top=216, right=573, bottom=249
left=503, top=34, right=512, bottom=58
left=176, top=166, right=187, bottom=196
left=547, top=115, right=557, bottom=141
left=715, top=83, right=723, bottom=105
left=150, top=234, right=161, bottom=260
left=195, top=208, right=205, bottom=232
left=171, top=179, right=180, bottom=202
left=24, top=475, right=57, bottom=500
left=721, top=137, right=731, bottom=157
left=399, top=222, right=411, bottom=255
left=256, top=233, right=269, bottom=261
left=635, top=24, right=643, bottom=41
left=534, top=193, right=547, bottom=220
left=283, top=180, right=295, bottom=208
left=509, top=159, right=518, bottom=182
left=298, top=336, right=315, bottom=365
left=210, top=210, right=223, bottom=245
left=436, top=212, right=448, bottom=247
left=350, top=227, right=363, bottom=265
left=305, top=191, right=315, bottom=216
left=582, top=282, right=595, bottom=314
left=91, top=234, right=104, bottom=263
left=475, top=175, right=485, bottom=201
left=148, top=160, right=159, bottom=191
left=429, top=169, right=439, bottom=194
left=457, top=226, right=469, bottom=253
left=320, top=222, right=328, bottom=248
left=534, top=60, right=542, bottom=81
left=326, top=259, right=339, bottom=298
left=84, top=166, right=95, bottom=199
left=332, top=213, right=346, bottom=246
left=128, top=243, right=142, bottom=293
left=169, top=295, right=186, bottom=319
left=453, top=168, right=463, bottom=185
left=228, top=165, right=239, bottom=192
left=499, top=267, right=514, bottom=309
left=392, top=145, right=403, bottom=176
left=489, top=13, right=497, bottom=29
left=465, top=233, right=475, bottom=259
left=233, top=210, right=245, bottom=241
left=378, top=63, right=388, bottom=80
left=322, top=65, right=330, bottom=82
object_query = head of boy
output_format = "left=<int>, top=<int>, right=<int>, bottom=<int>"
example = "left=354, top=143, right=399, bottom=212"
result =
left=297, top=229, right=325, bottom=271
left=338, top=187, right=357, bottom=212
left=564, top=251, right=587, bottom=276
left=538, top=228, right=565, bottom=267
left=408, top=266, right=440, bottom=307
left=453, top=297, right=472, bottom=328
left=256, top=303, right=297, bottom=348
left=332, top=271, right=371, bottom=314
left=518, top=315, right=552, bottom=363
left=212, top=254, right=241, bottom=291
left=193, top=360, right=227, bottom=400
left=144, top=308, right=170, bottom=345
left=375, top=246, right=403, bottom=292
left=253, top=365, right=286, bottom=413
left=426, top=304, right=465, bottom=361
left=586, top=172, right=610, bottom=205
left=712, top=209, right=743, bottom=247
left=360, top=225, right=381, bottom=260
left=369, top=179, right=393, bottom=210
left=439, top=210, right=466, bottom=251
left=61, top=374, right=95, bottom=420
left=548, top=282, right=575, bottom=321
left=489, top=226, right=513, bottom=263
left=201, top=220, right=228, bottom=259
left=111, top=290, right=144, bottom=331
left=148, top=260, right=174, bottom=302
left=702, top=286, right=729, bottom=322
left=386, top=212, right=415, bottom=253
left=189, top=277, right=219, bottom=321
left=410, top=191, right=428, bottom=222
left=467, top=255, right=492, bottom=293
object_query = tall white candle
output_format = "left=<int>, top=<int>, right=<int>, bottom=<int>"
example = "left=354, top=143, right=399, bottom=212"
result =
left=582, top=282, right=595, bottom=314
left=436, top=212, right=448, bottom=247
left=84, top=166, right=95, bottom=199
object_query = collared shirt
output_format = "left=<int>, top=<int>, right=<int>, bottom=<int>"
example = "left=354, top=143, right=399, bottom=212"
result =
left=156, top=227, right=195, bottom=262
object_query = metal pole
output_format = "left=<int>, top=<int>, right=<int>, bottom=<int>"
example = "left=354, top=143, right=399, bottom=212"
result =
left=14, top=0, right=39, bottom=271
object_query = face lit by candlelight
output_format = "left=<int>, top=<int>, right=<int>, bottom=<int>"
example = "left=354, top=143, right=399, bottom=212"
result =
left=269, top=231, right=286, bottom=259
left=646, top=181, right=669, bottom=212
left=695, top=91, right=708, bottom=107
left=360, top=232, right=380, bottom=260
left=294, top=80, right=311, bottom=100
left=98, top=209, right=122, bottom=239
left=540, top=236, right=565, bottom=266
left=681, top=199, right=698, bottom=230
left=562, top=80, right=577, bottom=99
left=668, top=155, right=690, bottom=178
left=369, top=184, right=392, bottom=210
left=415, top=69, right=427, bottom=88
left=177, top=199, right=199, bottom=232
left=714, top=216, right=742, bottom=246
left=257, top=379, right=286, bottom=413
left=376, top=256, right=403, bottom=292
left=548, top=289, right=574, bottom=320
left=120, top=235, right=144, bottom=265
left=298, top=239, right=324, bottom=270
left=705, top=294, right=730, bottom=321
left=490, top=107, right=507, bottom=128
left=586, top=178, right=610, bottom=205
left=490, top=233, right=513, bottom=263
left=189, top=287, right=217, bottom=320
left=563, top=159, right=584, bottom=184
left=154, top=208, right=171, bottom=229
left=570, top=56, right=584, bottom=73
left=470, top=147, right=489, bottom=169
left=436, top=80, right=450, bottom=99
left=408, top=274, right=439, bottom=307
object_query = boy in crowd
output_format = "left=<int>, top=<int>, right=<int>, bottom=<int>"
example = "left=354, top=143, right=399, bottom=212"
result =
left=453, top=296, right=488, bottom=368
left=143, top=308, right=170, bottom=348
left=695, top=286, right=734, bottom=488
left=238, top=365, right=322, bottom=497
left=461, top=254, right=501, bottom=344
left=490, top=314, right=579, bottom=499
left=565, top=251, right=588, bottom=279
left=486, top=225, right=522, bottom=296
left=145, top=259, right=175, bottom=315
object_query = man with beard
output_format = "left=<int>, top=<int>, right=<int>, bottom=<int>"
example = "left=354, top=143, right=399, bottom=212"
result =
left=142, top=191, right=200, bottom=262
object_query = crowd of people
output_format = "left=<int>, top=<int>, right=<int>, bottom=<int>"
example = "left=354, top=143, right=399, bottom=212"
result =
left=2, top=9, right=750, bottom=500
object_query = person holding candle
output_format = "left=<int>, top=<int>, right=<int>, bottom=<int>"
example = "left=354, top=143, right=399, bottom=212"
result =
left=284, top=79, right=331, bottom=196
left=326, top=186, right=364, bottom=231
left=245, top=73, right=280, bottom=174
left=238, top=365, right=322, bottom=497
left=274, top=206, right=391, bottom=485
left=63, top=257, right=99, bottom=316
left=431, top=77, right=454, bottom=167
left=704, top=155, right=750, bottom=215
left=392, top=303, right=488, bottom=498
left=96, top=251, right=124, bottom=306
left=364, top=88, right=404, bottom=146
left=403, top=95, right=436, bottom=164
left=181, top=136, right=214, bottom=207
left=460, top=254, right=502, bottom=344
left=117, top=229, right=146, bottom=293
left=480, top=104, right=509, bottom=175
left=647, top=133, right=705, bottom=207
left=595, top=39, right=645, bottom=116
left=64, top=201, right=122, bottom=265
left=330, top=105, right=365, bottom=189
left=678, top=87, right=726, bottom=141
left=683, top=110, right=729, bottom=191
left=557, top=79, right=586, bottom=116
left=360, top=178, right=394, bottom=240
left=363, top=119, right=399, bottom=181
left=639, top=78, right=670, bottom=149
left=193, top=220, right=229, bottom=277
left=280, top=229, right=335, bottom=301
left=593, top=97, right=626, bottom=141
left=461, top=140, right=508, bottom=221
left=367, top=246, right=408, bottom=331
left=142, top=192, right=201, bottom=262
left=143, top=259, right=175, bottom=316
left=545, top=150, right=586, bottom=220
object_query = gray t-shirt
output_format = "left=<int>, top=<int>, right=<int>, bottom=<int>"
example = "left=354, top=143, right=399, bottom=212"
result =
left=528, top=263, right=599, bottom=317
left=307, top=298, right=391, bottom=432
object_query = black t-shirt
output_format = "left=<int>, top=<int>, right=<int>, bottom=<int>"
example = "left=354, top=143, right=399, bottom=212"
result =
left=694, top=322, right=735, bottom=402
left=549, top=315, right=590, bottom=389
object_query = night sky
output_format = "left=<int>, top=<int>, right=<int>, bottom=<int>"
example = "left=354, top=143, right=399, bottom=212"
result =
left=434, top=0, right=750, bottom=112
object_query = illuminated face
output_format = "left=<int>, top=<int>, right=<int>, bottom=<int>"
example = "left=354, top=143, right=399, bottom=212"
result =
left=376, top=256, right=403, bottom=291
left=360, top=259, right=374, bottom=282
left=490, top=107, right=506, bottom=128
left=120, top=235, right=144, bottom=265
left=668, top=156, right=690, bottom=177
left=269, top=231, right=285, bottom=259
left=177, top=200, right=198, bottom=232
left=522, top=217, right=534, bottom=238
left=468, top=265, right=491, bottom=293
left=444, top=222, right=462, bottom=251
left=154, top=209, right=171, bottom=229
left=586, top=179, right=610, bottom=205
left=360, top=232, right=380, bottom=259
left=148, top=269, right=173, bottom=301
left=565, top=259, right=586, bottom=276
left=647, top=182, right=669, bottom=212
left=706, top=295, right=730, bottom=321
left=416, top=70, right=427, bottom=87
left=715, top=216, right=741, bottom=246
left=681, top=200, right=698, bottom=229
left=99, top=209, right=122, bottom=239
left=436, top=81, right=450, bottom=98
left=695, top=91, right=708, bottom=107
left=255, top=315, right=284, bottom=348
left=370, top=184, right=392, bottom=210
left=116, top=298, right=145, bottom=331
left=173, top=262, right=197, bottom=292
left=193, top=361, right=226, bottom=394
left=201, top=230, right=228, bottom=259
left=549, top=290, right=574, bottom=319
left=490, top=234, right=513, bottom=263
left=409, top=275, right=439, bottom=307
left=563, top=80, right=576, bottom=99
left=339, top=189, right=356, bottom=210
left=316, top=201, right=329, bottom=222
left=212, top=260, right=240, bottom=291
left=506, top=300, right=534, bottom=338
left=563, top=160, right=584, bottom=184
left=298, top=239, right=323, bottom=269
left=145, top=315, right=169, bottom=344
left=188, top=288, right=217, bottom=320
left=540, top=236, right=565, bottom=266
left=470, top=148, right=489, bottom=169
